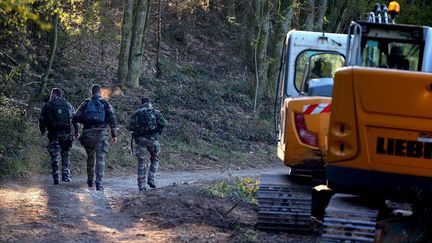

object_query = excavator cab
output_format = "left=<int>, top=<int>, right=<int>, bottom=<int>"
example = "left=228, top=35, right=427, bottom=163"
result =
left=346, top=21, right=428, bottom=70
left=299, top=53, right=345, bottom=97
left=274, top=31, right=346, bottom=176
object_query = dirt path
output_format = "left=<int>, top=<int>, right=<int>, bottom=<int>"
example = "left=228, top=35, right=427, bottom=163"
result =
left=0, top=166, right=314, bottom=242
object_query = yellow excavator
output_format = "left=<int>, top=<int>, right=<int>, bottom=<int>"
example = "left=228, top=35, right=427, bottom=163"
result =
left=258, top=29, right=347, bottom=231
left=259, top=1, right=432, bottom=241
left=318, top=6, right=432, bottom=242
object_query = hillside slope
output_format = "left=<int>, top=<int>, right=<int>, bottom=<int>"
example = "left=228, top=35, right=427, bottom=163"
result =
left=0, top=1, right=281, bottom=177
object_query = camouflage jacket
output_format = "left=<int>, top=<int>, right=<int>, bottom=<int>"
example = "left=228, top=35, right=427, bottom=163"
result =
left=39, top=97, right=79, bottom=136
left=73, top=95, right=118, bottom=137
left=127, top=103, right=167, bottom=139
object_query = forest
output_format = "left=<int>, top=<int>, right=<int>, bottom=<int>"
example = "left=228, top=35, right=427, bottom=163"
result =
left=1, top=0, right=431, bottom=176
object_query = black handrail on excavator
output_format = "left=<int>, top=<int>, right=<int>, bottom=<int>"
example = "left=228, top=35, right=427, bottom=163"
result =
left=273, top=37, right=289, bottom=144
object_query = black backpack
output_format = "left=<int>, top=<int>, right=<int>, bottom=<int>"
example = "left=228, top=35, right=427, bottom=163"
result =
left=84, top=98, right=106, bottom=125
left=47, top=99, right=71, bottom=129
left=129, top=108, right=158, bottom=134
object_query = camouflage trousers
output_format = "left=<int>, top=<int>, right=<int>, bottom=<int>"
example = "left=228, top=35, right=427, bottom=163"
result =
left=80, top=129, right=109, bottom=185
left=134, top=137, right=161, bottom=190
left=47, top=134, right=73, bottom=181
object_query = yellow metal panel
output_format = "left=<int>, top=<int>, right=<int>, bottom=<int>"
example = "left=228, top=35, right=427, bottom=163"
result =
left=328, top=67, right=432, bottom=178
left=327, top=68, right=359, bottom=162
left=354, top=68, right=432, bottom=119
left=278, top=97, right=330, bottom=168
left=366, top=127, right=432, bottom=170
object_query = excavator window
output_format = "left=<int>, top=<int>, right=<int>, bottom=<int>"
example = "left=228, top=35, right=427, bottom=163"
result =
left=362, top=39, right=422, bottom=71
left=294, top=50, right=345, bottom=93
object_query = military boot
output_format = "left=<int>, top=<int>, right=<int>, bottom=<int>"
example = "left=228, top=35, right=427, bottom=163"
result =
left=138, top=185, right=147, bottom=192
left=52, top=170, right=60, bottom=185
left=96, top=183, right=104, bottom=191
left=53, top=175, right=60, bottom=185
left=87, top=174, right=94, bottom=187
left=147, top=180, right=156, bottom=188
left=147, top=159, right=159, bottom=189
left=138, top=179, right=146, bottom=191
left=62, top=173, right=71, bottom=182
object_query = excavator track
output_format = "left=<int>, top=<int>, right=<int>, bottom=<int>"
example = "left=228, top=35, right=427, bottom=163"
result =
left=319, top=194, right=379, bottom=242
left=256, top=174, right=312, bottom=232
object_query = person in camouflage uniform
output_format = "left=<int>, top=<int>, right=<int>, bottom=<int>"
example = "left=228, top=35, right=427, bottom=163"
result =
left=127, top=97, right=167, bottom=191
left=39, top=88, right=79, bottom=184
left=73, top=84, right=118, bottom=191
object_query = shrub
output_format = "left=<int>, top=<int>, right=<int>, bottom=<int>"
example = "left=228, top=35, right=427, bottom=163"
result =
left=204, top=176, right=259, bottom=205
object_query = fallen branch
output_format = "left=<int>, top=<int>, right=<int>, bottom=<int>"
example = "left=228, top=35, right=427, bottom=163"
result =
left=0, top=62, right=43, bottom=79
left=0, top=49, right=19, bottom=66
left=212, top=207, right=225, bottom=220
left=143, top=54, right=156, bottom=73
left=142, top=211, right=158, bottom=215
left=23, top=81, right=42, bottom=86
left=182, top=180, right=197, bottom=185
left=3, top=97, right=41, bottom=112
left=57, top=35, right=85, bottom=54
left=224, top=202, right=239, bottom=217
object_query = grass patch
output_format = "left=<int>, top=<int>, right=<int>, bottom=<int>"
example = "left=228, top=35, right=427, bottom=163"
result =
left=203, top=176, right=259, bottom=205
left=221, top=78, right=254, bottom=98
left=18, top=121, right=50, bottom=175
left=159, top=58, right=181, bottom=77
left=106, top=144, right=135, bottom=171
left=0, top=102, right=47, bottom=177
left=164, top=138, right=250, bottom=165
left=0, top=115, right=27, bottom=177
left=233, top=227, right=258, bottom=243
left=105, top=130, right=136, bottom=172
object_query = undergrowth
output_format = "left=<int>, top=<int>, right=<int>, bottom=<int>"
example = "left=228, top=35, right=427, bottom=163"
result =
left=232, top=227, right=258, bottom=243
left=0, top=0, right=278, bottom=178
left=0, top=99, right=47, bottom=177
left=203, top=175, right=260, bottom=205
left=0, top=57, right=276, bottom=178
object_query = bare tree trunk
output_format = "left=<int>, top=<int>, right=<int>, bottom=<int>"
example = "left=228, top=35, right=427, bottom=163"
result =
left=40, top=14, right=58, bottom=96
left=305, top=0, right=316, bottom=30
left=245, top=0, right=262, bottom=71
left=155, top=0, right=162, bottom=78
left=139, top=0, right=153, bottom=71
left=231, top=2, right=237, bottom=17
left=253, top=0, right=271, bottom=112
left=141, top=0, right=151, bottom=53
left=257, top=0, right=271, bottom=84
left=315, top=0, right=327, bottom=31
left=127, top=0, right=150, bottom=87
left=117, top=0, right=134, bottom=85
left=266, top=0, right=293, bottom=97
left=330, top=0, right=368, bottom=33
left=325, top=0, right=347, bottom=32
left=253, top=10, right=262, bottom=113
left=26, top=13, right=58, bottom=119
left=100, top=0, right=108, bottom=64
left=290, top=0, right=302, bottom=29
left=85, top=0, right=93, bottom=9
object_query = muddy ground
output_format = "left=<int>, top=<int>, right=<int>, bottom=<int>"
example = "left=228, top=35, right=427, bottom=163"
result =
left=0, top=167, right=315, bottom=242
